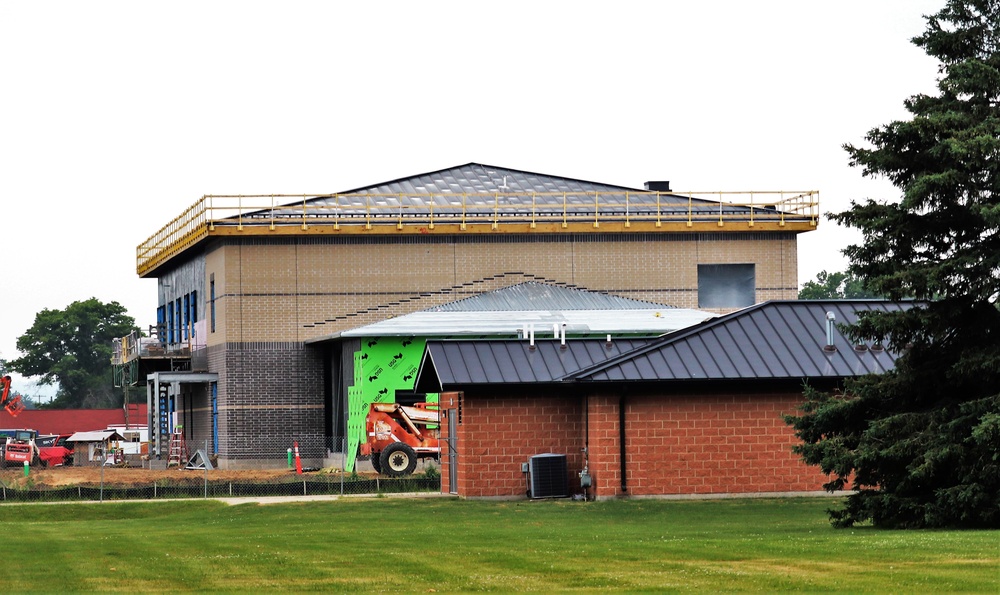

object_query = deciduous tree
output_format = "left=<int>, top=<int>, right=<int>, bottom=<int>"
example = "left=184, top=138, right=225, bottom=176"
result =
left=787, top=0, right=1000, bottom=528
left=9, top=298, right=138, bottom=409
left=798, top=270, right=880, bottom=300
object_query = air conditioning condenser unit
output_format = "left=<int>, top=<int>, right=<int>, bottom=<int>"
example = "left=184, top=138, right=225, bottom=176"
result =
left=528, top=453, right=568, bottom=499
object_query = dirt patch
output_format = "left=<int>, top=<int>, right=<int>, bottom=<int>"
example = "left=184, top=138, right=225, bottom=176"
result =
left=0, top=465, right=341, bottom=489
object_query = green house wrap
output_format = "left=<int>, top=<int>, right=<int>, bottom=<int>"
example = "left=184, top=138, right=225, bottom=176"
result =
left=344, top=337, right=435, bottom=471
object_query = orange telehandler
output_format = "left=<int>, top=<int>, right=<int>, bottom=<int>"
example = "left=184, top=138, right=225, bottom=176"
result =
left=359, top=402, right=439, bottom=477
left=0, top=376, right=26, bottom=417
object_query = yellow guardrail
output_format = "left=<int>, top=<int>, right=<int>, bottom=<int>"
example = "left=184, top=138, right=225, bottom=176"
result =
left=137, top=190, right=818, bottom=276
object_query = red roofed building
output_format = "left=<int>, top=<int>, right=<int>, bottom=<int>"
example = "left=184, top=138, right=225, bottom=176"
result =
left=2, top=405, right=147, bottom=436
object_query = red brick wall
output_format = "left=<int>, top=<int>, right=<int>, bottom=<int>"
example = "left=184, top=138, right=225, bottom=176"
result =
left=441, top=393, right=584, bottom=498
left=589, top=391, right=831, bottom=498
left=446, top=388, right=831, bottom=499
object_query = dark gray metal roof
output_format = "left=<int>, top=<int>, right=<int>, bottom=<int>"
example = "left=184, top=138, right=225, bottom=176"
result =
left=573, top=300, right=918, bottom=382
left=265, top=163, right=769, bottom=219
left=426, top=282, right=672, bottom=311
left=415, top=338, right=652, bottom=392
left=339, top=163, right=641, bottom=198
left=415, top=300, right=918, bottom=391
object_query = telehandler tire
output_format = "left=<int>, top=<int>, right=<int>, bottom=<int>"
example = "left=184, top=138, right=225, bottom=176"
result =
left=380, top=443, right=417, bottom=477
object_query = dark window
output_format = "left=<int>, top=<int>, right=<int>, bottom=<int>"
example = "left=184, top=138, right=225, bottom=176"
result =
left=166, top=305, right=175, bottom=343
left=183, top=294, right=191, bottom=339
left=698, top=264, right=756, bottom=308
left=157, top=305, right=166, bottom=344
left=210, top=275, right=216, bottom=333
left=191, top=290, right=198, bottom=323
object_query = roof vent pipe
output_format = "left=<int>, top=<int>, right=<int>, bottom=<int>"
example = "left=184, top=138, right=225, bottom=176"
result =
left=606, top=334, right=612, bottom=349
left=823, top=312, right=837, bottom=352
left=553, top=323, right=559, bottom=339
left=560, top=323, right=567, bottom=350
left=529, top=324, right=536, bottom=351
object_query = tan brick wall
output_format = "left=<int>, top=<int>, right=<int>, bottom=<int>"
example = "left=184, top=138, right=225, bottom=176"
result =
left=205, top=232, right=800, bottom=343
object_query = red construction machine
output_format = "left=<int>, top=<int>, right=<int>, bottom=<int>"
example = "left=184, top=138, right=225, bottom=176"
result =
left=360, top=402, right=440, bottom=477
left=36, top=434, right=73, bottom=467
left=1, top=377, right=43, bottom=467
left=0, top=375, right=26, bottom=417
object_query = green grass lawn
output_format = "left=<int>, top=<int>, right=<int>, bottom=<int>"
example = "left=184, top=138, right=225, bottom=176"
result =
left=0, top=497, right=995, bottom=593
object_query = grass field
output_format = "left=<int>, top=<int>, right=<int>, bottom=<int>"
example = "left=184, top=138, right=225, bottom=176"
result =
left=0, top=496, right=995, bottom=593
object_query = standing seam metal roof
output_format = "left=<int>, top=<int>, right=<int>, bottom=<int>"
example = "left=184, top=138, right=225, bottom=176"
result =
left=573, top=300, right=917, bottom=382
left=416, top=300, right=919, bottom=391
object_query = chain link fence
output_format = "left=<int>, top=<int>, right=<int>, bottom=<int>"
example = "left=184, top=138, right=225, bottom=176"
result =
left=0, top=437, right=442, bottom=503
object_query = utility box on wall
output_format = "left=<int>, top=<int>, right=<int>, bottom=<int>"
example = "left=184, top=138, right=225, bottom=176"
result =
left=528, top=453, right=568, bottom=498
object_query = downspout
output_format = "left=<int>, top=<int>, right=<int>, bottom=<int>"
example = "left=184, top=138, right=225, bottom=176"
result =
left=619, top=394, right=628, bottom=494
left=212, top=382, right=218, bottom=454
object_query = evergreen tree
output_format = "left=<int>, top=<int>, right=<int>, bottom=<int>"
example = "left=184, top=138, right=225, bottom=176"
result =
left=788, top=0, right=1000, bottom=528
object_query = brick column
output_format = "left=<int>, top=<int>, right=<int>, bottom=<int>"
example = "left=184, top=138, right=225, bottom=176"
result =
left=586, top=393, right=624, bottom=499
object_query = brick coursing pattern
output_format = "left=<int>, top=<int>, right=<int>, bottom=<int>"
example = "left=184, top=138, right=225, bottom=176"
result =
left=203, top=341, right=325, bottom=469
left=441, top=395, right=585, bottom=498
left=206, top=232, right=799, bottom=345
left=198, top=230, right=802, bottom=470
left=444, top=389, right=830, bottom=499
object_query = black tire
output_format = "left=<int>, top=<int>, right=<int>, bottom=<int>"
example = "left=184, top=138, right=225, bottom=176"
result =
left=379, top=443, right=417, bottom=477
left=370, top=453, right=382, bottom=474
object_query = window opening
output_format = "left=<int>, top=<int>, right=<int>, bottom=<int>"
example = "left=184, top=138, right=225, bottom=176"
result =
left=697, top=263, right=756, bottom=308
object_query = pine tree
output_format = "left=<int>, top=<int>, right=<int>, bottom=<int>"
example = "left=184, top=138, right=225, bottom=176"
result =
left=787, top=0, right=1000, bottom=528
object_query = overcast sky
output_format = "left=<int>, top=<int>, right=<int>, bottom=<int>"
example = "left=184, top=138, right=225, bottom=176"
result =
left=1, top=1, right=942, bottom=395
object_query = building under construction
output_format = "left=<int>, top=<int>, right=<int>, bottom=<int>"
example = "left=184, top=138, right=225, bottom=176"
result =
left=115, top=163, right=818, bottom=469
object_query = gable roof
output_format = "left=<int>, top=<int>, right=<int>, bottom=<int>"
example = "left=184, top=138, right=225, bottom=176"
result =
left=572, top=300, right=916, bottom=382
left=67, top=430, right=125, bottom=442
left=274, top=162, right=760, bottom=217
left=415, top=300, right=918, bottom=391
left=426, top=282, right=671, bottom=311
left=339, top=163, right=642, bottom=197
left=333, top=282, right=715, bottom=339
left=416, top=338, right=652, bottom=391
